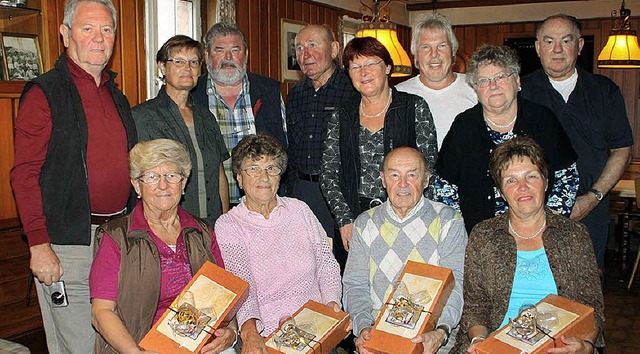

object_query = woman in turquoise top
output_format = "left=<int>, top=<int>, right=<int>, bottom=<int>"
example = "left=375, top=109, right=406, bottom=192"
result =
left=455, top=136, right=604, bottom=354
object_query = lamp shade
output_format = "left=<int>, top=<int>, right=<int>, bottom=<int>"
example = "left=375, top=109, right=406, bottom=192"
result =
left=356, top=22, right=412, bottom=77
left=597, top=29, right=640, bottom=68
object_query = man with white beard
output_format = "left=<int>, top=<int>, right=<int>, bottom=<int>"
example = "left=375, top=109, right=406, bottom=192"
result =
left=193, top=23, right=287, bottom=206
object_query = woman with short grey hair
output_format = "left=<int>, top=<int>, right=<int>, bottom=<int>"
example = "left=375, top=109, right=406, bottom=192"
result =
left=91, top=139, right=237, bottom=354
left=435, top=44, right=579, bottom=234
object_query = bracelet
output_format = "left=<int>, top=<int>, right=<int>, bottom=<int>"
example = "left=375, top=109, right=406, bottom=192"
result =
left=584, top=339, right=596, bottom=353
left=230, top=328, right=239, bottom=348
left=470, top=335, right=486, bottom=345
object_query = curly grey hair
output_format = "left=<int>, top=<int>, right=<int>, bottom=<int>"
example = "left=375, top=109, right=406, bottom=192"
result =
left=465, top=44, right=520, bottom=87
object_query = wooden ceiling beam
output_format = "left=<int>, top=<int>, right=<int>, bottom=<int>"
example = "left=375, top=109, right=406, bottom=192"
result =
left=406, top=0, right=585, bottom=11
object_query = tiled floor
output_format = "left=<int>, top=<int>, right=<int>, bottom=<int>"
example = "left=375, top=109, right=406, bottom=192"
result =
left=602, top=258, right=640, bottom=354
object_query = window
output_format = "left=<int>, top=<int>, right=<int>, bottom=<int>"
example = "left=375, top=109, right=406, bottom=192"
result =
left=145, top=0, right=202, bottom=98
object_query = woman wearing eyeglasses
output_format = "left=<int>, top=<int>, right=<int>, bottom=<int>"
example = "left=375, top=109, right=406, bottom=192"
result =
left=133, top=35, right=229, bottom=226
left=91, top=139, right=237, bottom=354
left=215, top=133, right=343, bottom=354
left=435, top=44, right=578, bottom=234
left=320, top=36, right=437, bottom=253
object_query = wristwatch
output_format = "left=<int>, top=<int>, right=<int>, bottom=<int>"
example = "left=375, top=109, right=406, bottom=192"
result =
left=436, top=324, right=451, bottom=347
left=589, top=188, right=604, bottom=201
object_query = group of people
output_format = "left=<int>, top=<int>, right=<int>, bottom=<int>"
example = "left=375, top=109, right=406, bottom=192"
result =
left=9, top=0, right=633, bottom=354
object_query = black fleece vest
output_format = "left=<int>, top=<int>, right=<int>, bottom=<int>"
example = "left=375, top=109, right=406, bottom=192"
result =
left=20, top=53, right=137, bottom=245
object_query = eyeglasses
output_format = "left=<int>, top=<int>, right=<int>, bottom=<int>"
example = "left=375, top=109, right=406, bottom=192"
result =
left=166, top=58, right=202, bottom=68
left=348, top=59, right=384, bottom=73
left=242, top=165, right=282, bottom=178
left=138, top=172, right=185, bottom=185
left=475, top=72, right=515, bottom=88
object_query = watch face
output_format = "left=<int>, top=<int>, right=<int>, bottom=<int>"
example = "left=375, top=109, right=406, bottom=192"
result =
left=591, top=189, right=603, bottom=201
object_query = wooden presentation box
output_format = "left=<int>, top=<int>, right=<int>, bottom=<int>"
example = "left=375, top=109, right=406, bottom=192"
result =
left=364, top=261, right=454, bottom=354
left=265, top=300, right=350, bottom=354
left=139, top=261, right=249, bottom=353
left=476, top=294, right=595, bottom=354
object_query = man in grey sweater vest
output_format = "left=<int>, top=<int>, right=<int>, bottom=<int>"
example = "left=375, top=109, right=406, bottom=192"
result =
left=343, top=147, right=467, bottom=354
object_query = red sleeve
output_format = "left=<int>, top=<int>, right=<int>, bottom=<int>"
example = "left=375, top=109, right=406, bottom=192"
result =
left=210, top=228, right=225, bottom=269
left=10, top=87, right=52, bottom=246
left=89, top=233, right=121, bottom=301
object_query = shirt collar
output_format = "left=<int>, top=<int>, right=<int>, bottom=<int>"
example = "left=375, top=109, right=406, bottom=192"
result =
left=237, top=195, right=288, bottom=219
left=66, top=56, right=109, bottom=86
left=303, top=62, right=340, bottom=90
left=385, top=196, right=426, bottom=223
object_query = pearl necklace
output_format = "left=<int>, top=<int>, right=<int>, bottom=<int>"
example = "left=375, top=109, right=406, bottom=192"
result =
left=484, top=114, right=517, bottom=129
left=508, top=219, right=546, bottom=240
left=360, top=88, right=392, bottom=118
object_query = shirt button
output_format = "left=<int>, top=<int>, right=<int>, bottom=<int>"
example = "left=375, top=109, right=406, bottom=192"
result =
left=487, top=196, right=491, bottom=200
left=307, top=155, right=311, bottom=159
left=309, top=134, right=313, bottom=139
left=311, top=114, right=315, bottom=118
left=314, top=94, right=317, bottom=97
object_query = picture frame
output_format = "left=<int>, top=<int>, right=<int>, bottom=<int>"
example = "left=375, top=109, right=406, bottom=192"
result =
left=280, top=19, right=306, bottom=82
left=1, top=32, right=43, bottom=81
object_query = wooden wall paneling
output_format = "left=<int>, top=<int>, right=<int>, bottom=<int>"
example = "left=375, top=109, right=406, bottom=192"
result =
left=115, top=0, right=146, bottom=105
left=0, top=227, right=41, bottom=339
left=0, top=98, right=17, bottom=221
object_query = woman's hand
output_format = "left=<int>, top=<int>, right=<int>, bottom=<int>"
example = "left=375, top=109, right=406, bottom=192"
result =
left=547, top=336, right=596, bottom=354
left=340, top=223, right=353, bottom=251
left=200, top=327, right=237, bottom=354
left=240, top=320, right=268, bottom=354
left=327, top=301, right=353, bottom=335
left=355, top=328, right=375, bottom=354
left=411, top=330, right=445, bottom=354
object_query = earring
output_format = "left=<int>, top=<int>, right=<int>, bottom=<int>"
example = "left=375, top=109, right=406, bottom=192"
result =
left=137, top=194, right=141, bottom=199
left=182, top=190, right=185, bottom=195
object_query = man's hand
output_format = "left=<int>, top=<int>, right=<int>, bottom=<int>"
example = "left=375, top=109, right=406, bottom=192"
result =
left=30, top=243, right=63, bottom=285
left=355, top=328, right=375, bottom=354
left=340, top=223, right=353, bottom=251
left=570, top=194, right=598, bottom=221
left=411, top=330, right=445, bottom=354
left=547, top=335, right=595, bottom=354
left=200, top=327, right=236, bottom=354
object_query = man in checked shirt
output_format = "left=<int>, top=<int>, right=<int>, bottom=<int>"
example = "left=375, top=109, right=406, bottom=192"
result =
left=192, top=23, right=287, bottom=207
left=286, top=24, right=358, bottom=266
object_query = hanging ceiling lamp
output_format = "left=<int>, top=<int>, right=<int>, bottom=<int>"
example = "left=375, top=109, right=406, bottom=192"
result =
left=597, top=0, right=640, bottom=68
left=356, top=0, right=412, bottom=77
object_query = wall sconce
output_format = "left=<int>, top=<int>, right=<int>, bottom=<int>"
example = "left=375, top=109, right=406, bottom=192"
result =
left=597, top=0, right=640, bottom=68
left=356, top=0, right=412, bottom=77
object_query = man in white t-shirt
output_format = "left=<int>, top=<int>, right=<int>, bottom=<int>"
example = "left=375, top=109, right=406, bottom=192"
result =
left=396, top=13, right=477, bottom=149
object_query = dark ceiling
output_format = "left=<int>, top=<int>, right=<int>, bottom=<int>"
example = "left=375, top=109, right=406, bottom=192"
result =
left=397, top=0, right=586, bottom=11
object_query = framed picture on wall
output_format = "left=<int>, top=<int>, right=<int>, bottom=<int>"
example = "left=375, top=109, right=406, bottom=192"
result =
left=1, top=33, right=43, bottom=81
left=280, top=19, right=306, bottom=82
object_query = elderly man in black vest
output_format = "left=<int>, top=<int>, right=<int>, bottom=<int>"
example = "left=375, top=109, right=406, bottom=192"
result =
left=10, top=0, right=136, bottom=352
left=192, top=23, right=287, bottom=208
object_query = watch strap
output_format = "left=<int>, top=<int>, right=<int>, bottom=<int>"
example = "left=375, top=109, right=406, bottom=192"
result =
left=589, top=188, right=603, bottom=201
left=436, top=324, right=451, bottom=347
